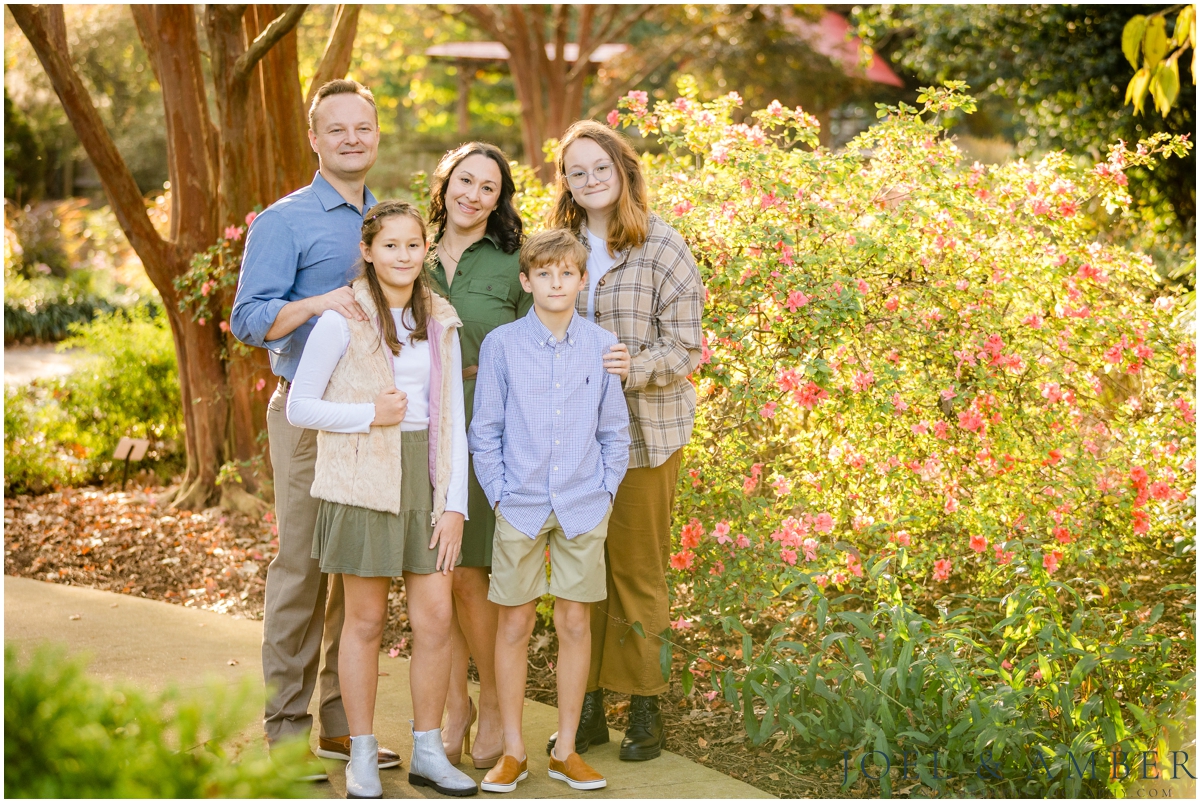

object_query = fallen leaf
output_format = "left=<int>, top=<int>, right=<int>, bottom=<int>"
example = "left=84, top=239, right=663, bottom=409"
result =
left=227, top=659, right=239, bottom=666
left=698, top=737, right=708, bottom=748
left=68, top=614, right=81, bottom=620
left=768, top=773, right=780, bottom=781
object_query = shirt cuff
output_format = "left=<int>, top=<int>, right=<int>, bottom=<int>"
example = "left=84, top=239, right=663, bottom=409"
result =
left=624, top=352, right=650, bottom=391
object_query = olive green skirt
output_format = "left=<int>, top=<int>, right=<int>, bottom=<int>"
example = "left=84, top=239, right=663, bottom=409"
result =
left=311, top=429, right=457, bottom=577
left=460, top=454, right=495, bottom=568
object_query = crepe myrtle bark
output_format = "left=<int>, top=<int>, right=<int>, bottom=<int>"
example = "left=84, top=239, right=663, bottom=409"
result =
left=9, top=4, right=361, bottom=509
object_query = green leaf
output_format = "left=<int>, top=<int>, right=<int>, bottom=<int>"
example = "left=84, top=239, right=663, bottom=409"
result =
left=1127, top=68, right=1152, bottom=114
left=681, top=668, right=694, bottom=697
left=659, top=639, right=672, bottom=684
left=1147, top=602, right=1165, bottom=626
left=1144, top=15, right=1169, bottom=69
left=1123, top=15, right=1148, bottom=68
left=816, top=596, right=828, bottom=630
left=630, top=621, right=646, bottom=640
left=1154, top=56, right=1181, bottom=114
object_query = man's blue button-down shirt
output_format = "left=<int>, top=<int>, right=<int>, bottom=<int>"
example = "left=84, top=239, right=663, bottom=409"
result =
left=469, top=309, right=631, bottom=539
left=230, top=171, right=377, bottom=381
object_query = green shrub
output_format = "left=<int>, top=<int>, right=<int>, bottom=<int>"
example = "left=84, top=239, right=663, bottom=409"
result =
left=3, top=305, right=183, bottom=493
left=3, top=385, right=88, bottom=494
left=57, top=303, right=183, bottom=470
left=4, top=643, right=307, bottom=798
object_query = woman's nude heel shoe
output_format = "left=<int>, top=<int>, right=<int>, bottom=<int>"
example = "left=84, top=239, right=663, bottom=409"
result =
left=443, top=697, right=476, bottom=765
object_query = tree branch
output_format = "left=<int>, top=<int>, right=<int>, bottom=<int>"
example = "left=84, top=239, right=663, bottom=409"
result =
left=304, top=4, right=361, bottom=108
left=233, top=4, right=307, bottom=81
left=8, top=4, right=168, bottom=266
left=584, top=33, right=697, bottom=120
left=566, top=5, right=653, bottom=85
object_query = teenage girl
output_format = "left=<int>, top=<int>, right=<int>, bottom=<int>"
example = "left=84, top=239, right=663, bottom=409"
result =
left=286, top=200, right=478, bottom=798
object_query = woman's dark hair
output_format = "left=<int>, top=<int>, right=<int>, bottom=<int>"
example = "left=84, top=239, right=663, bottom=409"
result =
left=357, top=200, right=430, bottom=355
left=427, top=142, right=523, bottom=254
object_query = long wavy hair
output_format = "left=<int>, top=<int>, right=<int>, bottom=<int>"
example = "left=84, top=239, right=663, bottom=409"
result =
left=547, top=120, right=649, bottom=256
left=357, top=200, right=431, bottom=355
left=427, top=142, right=523, bottom=254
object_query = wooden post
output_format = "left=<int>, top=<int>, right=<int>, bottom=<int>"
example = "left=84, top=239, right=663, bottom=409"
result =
left=456, top=58, right=470, bottom=136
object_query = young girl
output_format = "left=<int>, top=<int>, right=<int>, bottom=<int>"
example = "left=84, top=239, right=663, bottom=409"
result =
left=286, top=200, right=478, bottom=798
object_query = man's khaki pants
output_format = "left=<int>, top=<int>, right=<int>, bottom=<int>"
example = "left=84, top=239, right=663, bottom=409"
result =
left=587, top=449, right=682, bottom=696
left=262, top=383, right=347, bottom=743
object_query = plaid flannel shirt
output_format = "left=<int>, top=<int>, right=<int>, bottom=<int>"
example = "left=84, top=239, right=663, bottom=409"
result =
left=575, top=213, right=704, bottom=469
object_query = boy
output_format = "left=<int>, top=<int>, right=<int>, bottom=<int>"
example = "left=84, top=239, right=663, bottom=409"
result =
left=469, top=229, right=631, bottom=793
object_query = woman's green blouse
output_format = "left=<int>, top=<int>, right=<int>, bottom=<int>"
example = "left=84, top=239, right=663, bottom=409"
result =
left=428, top=232, right=532, bottom=425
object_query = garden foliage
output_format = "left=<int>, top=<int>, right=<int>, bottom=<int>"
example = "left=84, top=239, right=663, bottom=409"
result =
left=4, top=305, right=182, bottom=494
left=592, top=82, right=1193, bottom=795
left=4, top=643, right=306, bottom=797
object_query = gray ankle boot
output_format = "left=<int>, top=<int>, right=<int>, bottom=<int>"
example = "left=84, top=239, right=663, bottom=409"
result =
left=408, top=721, right=478, bottom=797
left=345, top=734, right=382, bottom=799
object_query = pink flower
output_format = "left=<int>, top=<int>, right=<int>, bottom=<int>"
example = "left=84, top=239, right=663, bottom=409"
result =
left=388, top=647, right=400, bottom=658
left=224, top=224, right=244, bottom=241
left=742, top=475, right=758, bottom=495
left=1032, top=669, right=1043, bottom=682
left=670, top=615, right=692, bottom=630
left=735, top=533, right=751, bottom=549
left=759, top=401, right=777, bottom=419
left=680, top=518, right=704, bottom=549
left=1031, top=199, right=1051, bottom=216
left=785, top=290, right=810, bottom=311
left=911, top=422, right=929, bottom=436
left=198, top=317, right=206, bottom=326
left=890, top=530, right=911, bottom=547
left=933, top=421, right=950, bottom=440
left=219, top=320, right=230, bottom=333
left=846, top=554, right=863, bottom=578
left=792, top=381, right=828, bottom=409
left=780, top=548, right=798, bottom=566
left=672, top=201, right=694, bottom=217
left=709, top=560, right=725, bottom=576
left=944, top=495, right=960, bottom=514
left=244, top=210, right=258, bottom=226
left=855, top=278, right=869, bottom=294
left=1040, top=382, right=1063, bottom=403
left=255, top=377, right=267, bottom=392
left=713, top=522, right=732, bottom=545
left=1001, top=659, right=1013, bottom=670
left=884, top=295, right=900, bottom=312
left=669, top=550, right=695, bottom=570
left=814, top=512, right=834, bottom=533
left=606, top=109, right=620, bottom=127
left=968, top=534, right=987, bottom=553
left=772, top=477, right=791, bottom=497
left=1154, top=296, right=1176, bottom=313
left=890, top=393, right=908, bottom=414
left=1042, top=550, right=1062, bottom=574
left=802, top=538, right=819, bottom=562
left=958, top=409, right=985, bottom=432
left=852, top=371, right=875, bottom=393
left=200, top=281, right=214, bottom=297
left=933, top=558, right=952, bottom=582
left=814, top=574, right=828, bottom=589
left=1133, top=510, right=1150, bottom=534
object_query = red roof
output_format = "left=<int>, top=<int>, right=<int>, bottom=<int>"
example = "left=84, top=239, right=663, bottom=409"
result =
left=781, top=10, right=904, bottom=87
left=425, top=41, right=629, bottom=63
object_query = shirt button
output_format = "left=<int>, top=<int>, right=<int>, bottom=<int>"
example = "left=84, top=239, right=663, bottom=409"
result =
left=598, top=279, right=606, bottom=286
left=556, top=410, right=561, bottom=415
left=555, top=383, right=560, bottom=388
left=553, top=493, right=558, bottom=498
left=555, top=440, right=560, bottom=445
left=553, top=466, right=558, bottom=471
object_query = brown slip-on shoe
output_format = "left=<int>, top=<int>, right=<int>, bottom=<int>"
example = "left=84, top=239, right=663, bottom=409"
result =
left=317, top=734, right=402, bottom=769
left=548, top=750, right=607, bottom=790
left=480, top=755, right=528, bottom=793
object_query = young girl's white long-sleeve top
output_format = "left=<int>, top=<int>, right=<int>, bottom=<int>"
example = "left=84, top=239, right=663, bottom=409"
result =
left=287, top=308, right=469, bottom=517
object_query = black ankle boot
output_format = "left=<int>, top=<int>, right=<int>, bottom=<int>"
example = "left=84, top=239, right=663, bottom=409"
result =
left=546, top=688, right=609, bottom=756
left=619, top=694, right=664, bottom=761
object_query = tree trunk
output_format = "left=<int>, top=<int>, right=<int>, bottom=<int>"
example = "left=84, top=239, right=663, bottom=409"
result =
left=13, top=4, right=325, bottom=510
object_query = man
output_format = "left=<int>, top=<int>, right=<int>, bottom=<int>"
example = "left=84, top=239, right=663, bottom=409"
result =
left=231, top=79, right=399, bottom=780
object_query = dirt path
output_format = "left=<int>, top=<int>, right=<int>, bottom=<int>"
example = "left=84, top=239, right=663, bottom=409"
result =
left=3, top=344, right=85, bottom=385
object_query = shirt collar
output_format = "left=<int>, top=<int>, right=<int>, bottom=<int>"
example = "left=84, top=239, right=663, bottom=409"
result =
left=525, top=307, right=581, bottom=348
left=311, top=170, right=377, bottom=213
left=435, top=231, right=500, bottom=250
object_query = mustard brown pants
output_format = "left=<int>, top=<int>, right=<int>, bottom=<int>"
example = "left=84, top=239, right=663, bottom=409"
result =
left=587, top=449, right=682, bottom=696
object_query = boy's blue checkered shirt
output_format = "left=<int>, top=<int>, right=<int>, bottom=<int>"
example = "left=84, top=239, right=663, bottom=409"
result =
left=469, top=308, right=630, bottom=539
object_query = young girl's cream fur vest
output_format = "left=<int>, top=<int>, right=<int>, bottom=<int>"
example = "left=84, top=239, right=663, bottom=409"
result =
left=310, top=278, right=462, bottom=519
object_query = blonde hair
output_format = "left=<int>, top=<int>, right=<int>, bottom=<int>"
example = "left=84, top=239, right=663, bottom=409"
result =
left=357, top=200, right=430, bottom=355
left=519, top=229, right=588, bottom=276
left=547, top=120, right=649, bottom=256
left=308, top=79, right=377, bottom=131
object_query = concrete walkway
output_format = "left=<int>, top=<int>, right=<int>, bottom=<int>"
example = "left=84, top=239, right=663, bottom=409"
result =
left=3, top=344, right=84, bottom=385
left=4, top=577, right=770, bottom=799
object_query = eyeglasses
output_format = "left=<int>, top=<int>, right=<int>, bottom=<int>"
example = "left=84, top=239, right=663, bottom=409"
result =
left=565, top=163, right=614, bottom=189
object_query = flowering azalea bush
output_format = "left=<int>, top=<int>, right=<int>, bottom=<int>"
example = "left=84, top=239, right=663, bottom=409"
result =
left=174, top=210, right=259, bottom=353
left=595, top=82, right=1193, bottom=795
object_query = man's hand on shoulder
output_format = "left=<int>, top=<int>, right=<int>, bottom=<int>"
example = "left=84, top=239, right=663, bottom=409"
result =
left=311, top=286, right=369, bottom=323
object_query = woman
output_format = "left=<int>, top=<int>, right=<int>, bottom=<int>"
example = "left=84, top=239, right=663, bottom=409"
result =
left=544, top=120, right=704, bottom=761
left=286, top=201, right=477, bottom=797
left=427, top=142, right=531, bottom=770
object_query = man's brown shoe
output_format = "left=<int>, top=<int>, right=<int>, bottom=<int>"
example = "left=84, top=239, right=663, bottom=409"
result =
left=548, top=750, right=607, bottom=790
left=317, top=734, right=402, bottom=769
left=480, top=755, right=528, bottom=793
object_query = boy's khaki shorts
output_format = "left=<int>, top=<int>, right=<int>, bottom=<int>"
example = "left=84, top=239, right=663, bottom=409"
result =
left=487, top=507, right=611, bottom=606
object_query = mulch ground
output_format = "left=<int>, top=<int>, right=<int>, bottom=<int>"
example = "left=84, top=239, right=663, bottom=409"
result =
left=3, top=484, right=900, bottom=798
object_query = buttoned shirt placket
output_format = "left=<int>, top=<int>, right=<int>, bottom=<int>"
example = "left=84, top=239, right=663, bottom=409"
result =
left=544, top=329, right=573, bottom=511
